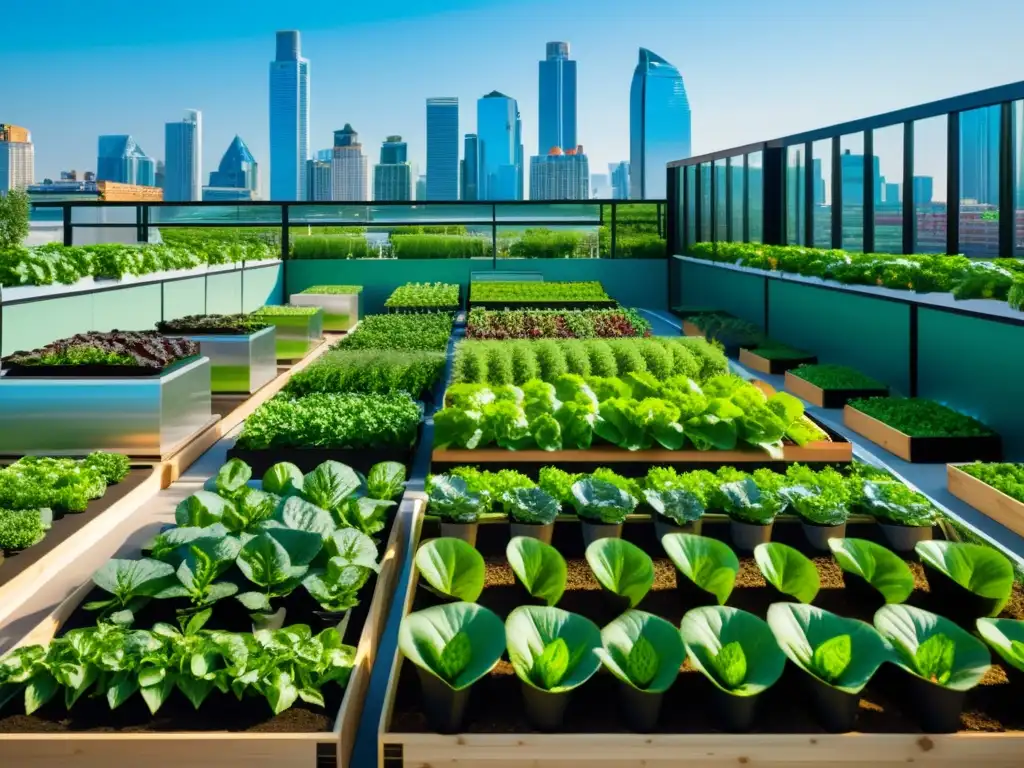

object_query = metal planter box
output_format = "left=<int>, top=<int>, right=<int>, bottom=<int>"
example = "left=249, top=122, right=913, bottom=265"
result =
left=259, top=310, right=324, bottom=361
left=0, top=356, right=214, bottom=458
left=167, top=326, right=277, bottom=394
left=290, top=293, right=358, bottom=331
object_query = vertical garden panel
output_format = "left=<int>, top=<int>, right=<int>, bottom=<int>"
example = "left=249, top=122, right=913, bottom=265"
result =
left=918, top=309, right=1024, bottom=458
left=677, top=259, right=765, bottom=327
left=205, top=271, right=244, bottom=315
left=243, top=264, right=284, bottom=312
left=161, top=276, right=208, bottom=321
left=1, top=294, right=95, bottom=356
left=92, top=284, right=162, bottom=334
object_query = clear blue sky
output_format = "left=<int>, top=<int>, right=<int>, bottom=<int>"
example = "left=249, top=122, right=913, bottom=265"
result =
left=3, top=0, right=1023, bottom=196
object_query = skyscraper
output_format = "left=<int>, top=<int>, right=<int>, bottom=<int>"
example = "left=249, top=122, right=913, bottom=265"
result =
left=374, top=135, right=412, bottom=201
left=331, top=124, right=368, bottom=201
left=629, top=48, right=691, bottom=199
left=269, top=30, right=310, bottom=200
left=164, top=109, right=202, bottom=202
left=839, top=150, right=882, bottom=205
left=529, top=146, right=589, bottom=200
left=96, top=135, right=155, bottom=186
left=0, top=125, right=34, bottom=191
left=610, top=161, right=630, bottom=199
left=461, top=134, right=479, bottom=201
left=415, top=175, right=427, bottom=201
left=426, top=97, right=459, bottom=200
left=305, top=159, right=332, bottom=201
left=590, top=173, right=610, bottom=199
left=477, top=91, right=523, bottom=200
left=960, top=105, right=1000, bottom=205
left=913, top=176, right=935, bottom=205
left=209, top=135, right=259, bottom=195
left=380, top=135, right=408, bottom=165
left=538, top=42, right=577, bottom=156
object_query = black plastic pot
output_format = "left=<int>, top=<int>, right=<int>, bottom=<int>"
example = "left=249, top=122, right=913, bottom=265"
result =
left=802, top=521, right=846, bottom=551
left=510, top=521, right=554, bottom=544
left=654, top=514, right=702, bottom=542
left=842, top=571, right=888, bottom=613
left=417, top=667, right=471, bottom=734
left=904, top=674, right=966, bottom=733
left=730, top=520, right=773, bottom=552
left=521, top=682, right=570, bottom=731
left=710, top=687, right=759, bottom=732
left=580, top=521, right=622, bottom=549
left=617, top=681, right=664, bottom=732
left=802, top=672, right=860, bottom=732
left=878, top=522, right=932, bottom=553
left=921, top=562, right=1000, bottom=625
left=439, top=521, right=479, bottom=547
left=674, top=573, right=722, bottom=608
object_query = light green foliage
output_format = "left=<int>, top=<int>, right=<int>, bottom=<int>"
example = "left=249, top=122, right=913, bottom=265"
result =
left=585, top=538, right=655, bottom=607
left=384, top=282, right=460, bottom=309
left=914, top=540, right=1014, bottom=615
left=960, top=462, right=1024, bottom=504
left=335, top=312, right=453, bottom=352
left=753, top=543, right=820, bottom=604
left=506, top=536, right=567, bottom=606
left=595, top=610, right=685, bottom=692
left=828, top=538, right=915, bottom=603
left=660, top=533, right=739, bottom=605
left=680, top=606, right=786, bottom=696
left=415, top=538, right=486, bottom=602
left=284, top=349, right=446, bottom=397
left=504, top=605, right=602, bottom=692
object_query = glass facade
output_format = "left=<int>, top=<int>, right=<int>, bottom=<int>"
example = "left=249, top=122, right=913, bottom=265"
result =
left=812, top=140, right=832, bottom=247
left=1015, top=101, right=1024, bottom=255
left=96, top=135, right=156, bottom=187
left=537, top=42, right=577, bottom=154
left=209, top=135, right=259, bottom=194
left=912, top=116, right=947, bottom=254
left=477, top=92, right=523, bottom=201
left=164, top=110, right=202, bottom=202
left=786, top=146, right=805, bottom=245
left=461, top=134, right=479, bottom=201
left=840, top=133, right=866, bottom=251
left=874, top=124, right=903, bottom=253
left=426, top=97, right=459, bottom=200
left=748, top=151, right=763, bottom=243
left=729, top=157, right=744, bottom=240
left=269, top=31, right=310, bottom=201
left=959, top=106, right=1000, bottom=257
left=629, top=48, right=691, bottom=200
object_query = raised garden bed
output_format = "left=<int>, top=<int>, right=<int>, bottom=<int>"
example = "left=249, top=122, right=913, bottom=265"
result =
left=466, top=308, right=651, bottom=340
left=290, top=285, right=363, bottom=330
left=739, top=347, right=818, bottom=376
left=785, top=365, right=890, bottom=409
left=252, top=306, right=325, bottom=362
left=161, top=322, right=277, bottom=395
left=1, top=332, right=200, bottom=378
left=947, top=464, right=1024, bottom=538
left=844, top=401, right=1002, bottom=464
left=384, top=283, right=461, bottom=314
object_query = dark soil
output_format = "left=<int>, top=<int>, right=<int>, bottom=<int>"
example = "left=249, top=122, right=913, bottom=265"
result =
left=396, top=517, right=1024, bottom=735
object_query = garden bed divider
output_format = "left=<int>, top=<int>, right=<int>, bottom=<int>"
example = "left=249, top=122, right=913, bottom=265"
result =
left=844, top=407, right=1003, bottom=464
left=947, top=464, right=1024, bottom=538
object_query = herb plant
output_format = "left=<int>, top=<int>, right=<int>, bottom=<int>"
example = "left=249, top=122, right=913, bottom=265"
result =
left=335, top=312, right=453, bottom=352
left=0, top=453, right=127, bottom=513
left=790, top=364, right=887, bottom=391
left=284, top=349, right=446, bottom=397
left=299, top=285, right=363, bottom=295
left=252, top=305, right=321, bottom=317
left=470, top=281, right=613, bottom=303
left=0, top=508, right=49, bottom=551
left=466, top=307, right=651, bottom=340
left=848, top=397, right=996, bottom=437
left=960, top=462, right=1024, bottom=503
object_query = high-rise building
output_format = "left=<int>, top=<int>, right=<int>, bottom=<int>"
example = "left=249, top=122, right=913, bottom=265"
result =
left=305, top=159, right=332, bottom=201
left=629, top=48, right=690, bottom=199
left=373, top=135, right=412, bottom=201
left=610, top=161, right=630, bottom=199
left=209, top=135, right=259, bottom=196
left=913, top=176, right=935, bottom=205
left=269, top=30, right=310, bottom=200
left=461, top=134, right=479, bottom=201
left=154, top=160, right=166, bottom=189
left=884, top=182, right=901, bottom=205
left=538, top=42, right=577, bottom=157
left=96, top=135, right=155, bottom=187
left=0, top=124, right=35, bottom=191
left=839, top=150, right=882, bottom=205
left=426, top=97, right=459, bottom=200
left=316, top=148, right=333, bottom=162
left=812, top=158, right=826, bottom=205
left=529, top=146, right=589, bottom=200
left=380, top=135, right=407, bottom=165
left=477, top=91, right=523, bottom=200
left=331, top=124, right=368, bottom=201
left=164, top=109, right=202, bottom=202
left=590, top=173, right=610, bottom=199
left=416, top=175, right=427, bottom=201
left=960, top=105, right=1000, bottom=205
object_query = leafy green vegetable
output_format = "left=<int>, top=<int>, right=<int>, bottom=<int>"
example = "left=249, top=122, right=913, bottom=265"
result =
left=680, top=606, right=786, bottom=696
left=284, top=349, right=446, bottom=398
left=644, top=488, right=704, bottom=525
left=506, top=536, right=567, bottom=606
left=721, top=478, right=785, bottom=525
left=790, top=364, right=887, bottom=391
left=960, top=462, right=1024, bottom=504
left=975, top=618, right=1024, bottom=673
left=415, top=538, right=486, bottom=602
left=914, top=540, right=1014, bottom=615
left=428, top=475, right=484, bottom=524
left=753, top=543, right=820, bottom=604
left=859, top=480, right=936, bottom=527
left=469, top=281, right=613, bottom=302
left=85, top=558, right=177, bottom=624
left=384, top=282, right=460, bottom=309
left=399, top=602, right=506, bottom=690
left=828, top=538, right=915, bottom=603
left=0, top=508, right=49, bottom=550
left=595, top=609, right=685, bottom=692
left=504, top=605, right=602, bottom=692
left=501, top=486, right=560, bottom=526
left=335, top=311, right=453, bottom=352
left=848, top=397, right=996, bottom=438
left=660, top=533, right=739, bottom=605
left=262, top=462, right=304, bottom=496
left=367, top=461, right=407, bottom=501
left=570, top=477, right=637, bottom=525
left=585, top=538, right=655, bottom=608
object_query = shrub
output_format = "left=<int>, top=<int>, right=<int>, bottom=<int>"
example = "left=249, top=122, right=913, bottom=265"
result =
left=390, top=234, right=490, bottom=259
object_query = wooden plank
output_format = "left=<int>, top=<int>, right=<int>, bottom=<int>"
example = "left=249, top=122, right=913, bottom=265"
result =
left=681, top=320, right=705, bottom=339
left=948, top=464, right=1024, bottom=538
left=843, top=405, right=913, bottom=462
left=739, top=348, right=816, bottom=376
left=784, top=370, right=828, bottom=408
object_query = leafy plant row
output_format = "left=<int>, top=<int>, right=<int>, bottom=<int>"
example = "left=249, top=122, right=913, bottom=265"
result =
left=433, top=373, right=828, bottom=457
left=466, top=307, right=651, bottom=340
left=156, top=313, right=272, bottom=336
left=3, top=332, right=198, bottom=371
left=791, top=363, right=887, bottom=391
left=849, top=397, right=996, bottom=438
left=384, top=282, right=460, bottom=309
left=335, top=312, right=454, bottom=353
left=283, top=349, right=446, bottom=399
left=960, top=462, right=1024, bottom=504
left=298, top=285, right=363, bottom=295
left=469, top=281, right=613, bottom=303
left=688, top=242, right=1024, bottom=307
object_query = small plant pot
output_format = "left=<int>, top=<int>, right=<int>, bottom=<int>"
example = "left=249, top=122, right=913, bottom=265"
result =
left=616, top=682, right=664, bottom=733
left=580, top=521, right=622, bottom=549
left=921, top=562, right=999, bottom=625
left=416, top=667, right=471, bottom=734
left=878, top=522, right=932, bottom=553
left=730, top=520, right=773, bottom=552
left=439, top=521, right=479, bottom=547
left=654, top=515, right=703, bottom=542
left=803, top=673, right=860, bottom=733
left=710, top=687, right=759, bottom=733
left=843, top=571, right=888, bottom=613
left=904, top=674, right=965, bottom=733
left=674, top=574, right=721, bottom=607
left=251, top=606, right=287, bottom=632
left=520, top=682, right=570, bottom=732
left=802, top=521, right=847, bottom=551
left=598, top=587, right=633, bottom=619
left=510, top=521, right=554, bottom=544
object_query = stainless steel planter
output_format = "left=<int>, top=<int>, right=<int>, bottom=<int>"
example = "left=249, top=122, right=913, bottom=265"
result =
left=290, top=293, right=359, bottom=331
left=256, top=310, right=324, bottom=361
left=0, top=356, right=214, bottom=458
left=166, top=326, right=276, bottom=393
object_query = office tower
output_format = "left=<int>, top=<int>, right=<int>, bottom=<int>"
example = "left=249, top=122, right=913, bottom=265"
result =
left=812, top=158, right=826, bottom=205
left=269, top=30, right=311, bottom=200
left=538, top=42, right=577, bottom=155
left=913, top=176, right=934, bottom=205
left=884, top=182, right=900, bottom=206
left=208, top=135, right=259, bottom=195
left=0, top=125, right=35, bottom=191
left=164, top=109, right=202, bottom=202
left=477, top=91, right=523, bottom=200
left=331, top=124, right=368, bottom=201
left=96, top=135, right=156, bottom=186
left=529, top=146, right=589, bottom=200
left=590, top=173, right=610, bottom=198
left=839, top=150, right=882, bottom=205
left=960, top=105, right=1000, bottom=205
left=610, top=161, right=630, bottom=199
left=380, top=135, right=407, bottom=165
left=416, top=175, right=427, bottom=201
left=426, top=97, right=459, bottom=200
left=461, top=134, right=479, bottom=200
left=155, top=160, right=166, bottom=189
left=629, top=48, right=690, bottom=199
left=316, top=148, right=333, bottom=162
left=373, top=135, right=412, bottom=200
left=305, top=159, right=332, bottom=200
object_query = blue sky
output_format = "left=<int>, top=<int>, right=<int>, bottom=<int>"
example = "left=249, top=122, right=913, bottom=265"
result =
left=3, top=0, right=1023, bottom=196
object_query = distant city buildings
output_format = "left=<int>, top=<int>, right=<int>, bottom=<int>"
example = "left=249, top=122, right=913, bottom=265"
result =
left=415, top=174, right=427, bottom=201
left=477, top=91, right=523, bottom=200
left=0, top=124, right=34, bottom=191
left=331, top=124, right=368, bottom=201
left=960, top=105, right=1000, bottom=205
left=305, top=158, right=332, bottom=201
left=839, top=149, right=882, bottom=205
left=374, top=135, right=412, bottom=200
left=538, top=42, right=577, bottom=155
left=913, top=176, right=934, bottom=205
left=208, top=135, right=259, bottom=196
left=270, top=30, right=310, bottom=200
left=164, top=109, right=202, bottom=202
left=885, top=182, right=901, bottom=205
left=590, top=173, right=610, bottom=198
left=155, top=160, right=165, bottom=190
left=461, top=133, right=479, bottom=201
left=629, top=48, right=690, bottom=199
left=27, top=179, right=163, bottom=202
left=96, top=135, right=155, bottom=187
left=426, top=97, right=459, bottom=200
left=529, top=146, right=589, bottom=200
left=610, top=161, right=630, bottom=199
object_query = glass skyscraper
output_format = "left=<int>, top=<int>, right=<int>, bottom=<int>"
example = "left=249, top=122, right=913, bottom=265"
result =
left=629, top=48, right=691, bottom=199
left=960, top=105, right=1000, bottom=205
left=610, top=161, right=630, bottom=199
left=380, top=135, right=408, bottom=165
left=477, top=91, right=523, bottom=200
left=269, top=30, right=310, bottom=201
left=461, top=134, right=479, bottom=200
left=374, top=136, right=412, bottom=201
left=164, top=109, right=202, bottom=202
left=426, top=97, right=459, bottom=200
left=538, top=42, right=577, bottom=155
left=96, top=135, right=156, bottom=187
left=209, top=135, right=259, bottom=195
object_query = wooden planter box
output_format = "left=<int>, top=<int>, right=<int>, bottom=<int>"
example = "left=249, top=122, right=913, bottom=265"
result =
left=784, top=370, right=889, bottom=409
left=844, top=406, right=1003, bottom=464
left=739, top=348, right=818, bottom=375
left=0, top=495, right=413, bottom=768
left=948, top=464, right=1024, bottom=538
left=290, top=293, right=360, bottom=331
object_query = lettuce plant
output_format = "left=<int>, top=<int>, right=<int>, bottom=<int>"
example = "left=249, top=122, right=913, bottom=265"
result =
left=828, top=538, right=915, bottom=604
left=975, top=618, right=1024, bottom=673
left=754, top=543, right=820, bottom=603
left=367, top=461, right=407, bottom=500
left=262, top=461, right=304, bottom=496
left=914, top=540, right=1014, bottom=616
left=506, top=536, right=567, bottom=606
left=505, top=605, right=602, bottom=692
left=585, top=538, right=655, bottom=608
left=570, top=477, right=637, bottom=525
left=595, top=610, right=685, bottom=692
left=415, top=538, right=486, bottom=602
left=644, top=487, right=704, bottom=526
left=0, top=508, right=49, bottom=551
left=428, top=475, right=483, bottom=524
left=859, top=480, right=936, bottom=527
left=720, top=478, right=786, bottom=525
left=503, top=486, right=560, bottom=526
left=399, top=603, right=505, bottom=689
left=661, top=533, right=740, bottom=605
left=960, top=462, right=1024, bottom=503
left=680, top=606, right=786, bottom=696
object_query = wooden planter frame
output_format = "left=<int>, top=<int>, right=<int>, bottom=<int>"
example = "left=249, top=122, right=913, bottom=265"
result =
left=0, top=494, right=413, bottom=768
left=784, top=371, right=889, bottom=409
left=844, top=407, right=1003, bottom=464
left=948, top=464, right=1024, bottom=538
left=739, top=347, right=818, bottom=376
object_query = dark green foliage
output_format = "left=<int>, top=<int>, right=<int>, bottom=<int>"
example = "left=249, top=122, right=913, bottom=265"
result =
left=157, top=314, right=271, bottom=335
left=849, top=398, right=996, bottom=438
left=791, top=364, right=887, bottom=391
left=290, top=235, right=373, bottom=260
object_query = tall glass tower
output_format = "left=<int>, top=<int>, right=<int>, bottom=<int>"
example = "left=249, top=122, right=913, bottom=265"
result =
left=96, top=135, right=155, bottom=186
left=270, top=30, right=310, bottom=201
left=426, top=97, right=459, bottom=200
left=960, top=105, right=1000, bottom=205
left=209, top=135, right=259, bottom=195
left=538, top=42, right=577, bottom=154
left=477, top=91, right=523, bottom=200
left=629, top=48, right=690, bottom=200
left=461, top=134, right=479, bottom=200
left=164, top=109, right=202, bottom=202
